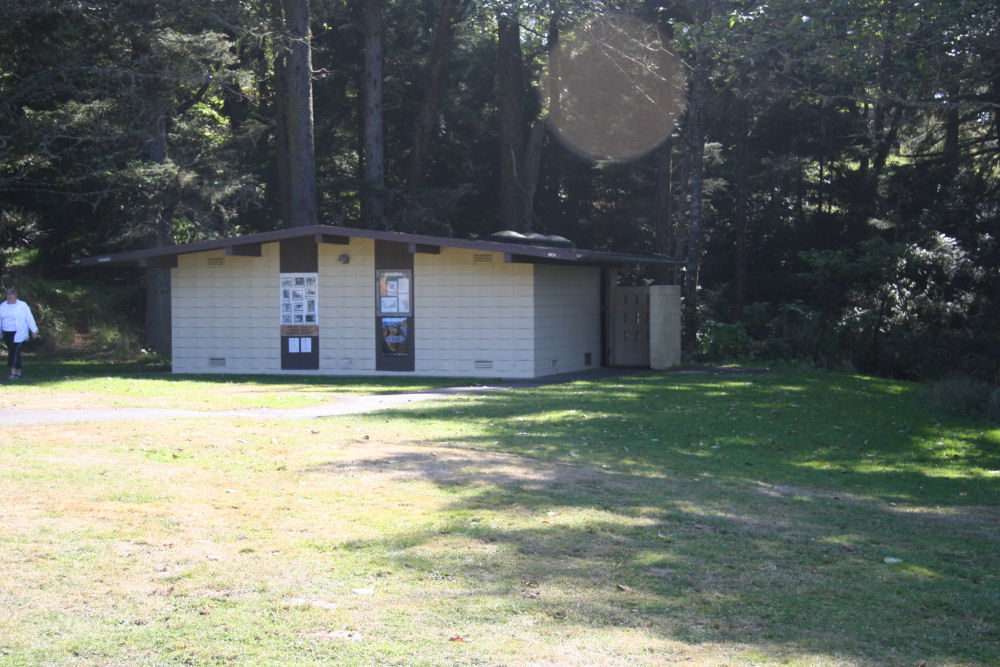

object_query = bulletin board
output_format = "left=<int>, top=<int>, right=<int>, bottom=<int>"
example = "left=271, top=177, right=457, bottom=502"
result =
left=279, top=272, right=319, bottom=370
left=279, top=272, right=319, bottom=334
left=376, top=270, right=412, bottom=316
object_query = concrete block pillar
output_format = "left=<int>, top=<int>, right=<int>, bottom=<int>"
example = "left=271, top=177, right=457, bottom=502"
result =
left=650, top=285, right=681, bottom=369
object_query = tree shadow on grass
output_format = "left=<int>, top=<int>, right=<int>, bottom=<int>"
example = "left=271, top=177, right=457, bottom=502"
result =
left=306, top=442, right=999, bottom=663
left=303, top=372, right=999, bottom=663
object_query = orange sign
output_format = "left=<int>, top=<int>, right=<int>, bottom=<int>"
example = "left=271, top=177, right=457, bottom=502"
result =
left=281, top=325, right=319, bottom=337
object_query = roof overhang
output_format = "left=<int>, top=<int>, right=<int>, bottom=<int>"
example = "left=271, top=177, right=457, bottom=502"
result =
left=74, top=225, right=682, bottom=269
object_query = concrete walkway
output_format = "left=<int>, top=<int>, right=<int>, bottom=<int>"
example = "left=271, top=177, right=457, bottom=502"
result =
left=7, top=384, right=514, bottom=425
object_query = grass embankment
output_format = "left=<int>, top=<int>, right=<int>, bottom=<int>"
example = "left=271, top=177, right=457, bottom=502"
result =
left=1, top=370, right=998, bottom=665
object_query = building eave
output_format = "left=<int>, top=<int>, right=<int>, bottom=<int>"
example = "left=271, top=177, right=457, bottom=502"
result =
left=74, top=224, right=679, bottom=268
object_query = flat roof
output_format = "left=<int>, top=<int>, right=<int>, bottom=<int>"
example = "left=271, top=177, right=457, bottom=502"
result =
left=74, top=224, right=681, bottom=269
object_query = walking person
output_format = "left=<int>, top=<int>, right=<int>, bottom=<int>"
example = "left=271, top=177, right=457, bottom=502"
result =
left=1, top=286, right=39, bottom=380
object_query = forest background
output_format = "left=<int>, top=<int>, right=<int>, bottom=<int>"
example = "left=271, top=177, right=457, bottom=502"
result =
left=1, top=0, right=998, bottom=385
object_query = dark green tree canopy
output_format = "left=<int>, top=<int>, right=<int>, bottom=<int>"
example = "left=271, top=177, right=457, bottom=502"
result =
left=1, top=0, right=997, bottom=378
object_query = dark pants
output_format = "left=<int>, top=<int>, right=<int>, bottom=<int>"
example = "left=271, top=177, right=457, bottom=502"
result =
left=3, top=331, right=22, bottom=370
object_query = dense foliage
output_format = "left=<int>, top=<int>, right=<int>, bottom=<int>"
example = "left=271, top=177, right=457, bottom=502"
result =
left=1, top=0, right=997, bottom=379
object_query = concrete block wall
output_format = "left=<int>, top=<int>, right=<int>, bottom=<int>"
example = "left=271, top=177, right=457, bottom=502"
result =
left=317, top=239, right=376, bottom=372
left=649, top=284, right=681, bottom=369
left=415, top=248, right=535, bottom=377
left=171, top=245, right=280, bottom=373
left=533, top=264, right=601, bottom=376
left=170, top=241, right=608, bottom=378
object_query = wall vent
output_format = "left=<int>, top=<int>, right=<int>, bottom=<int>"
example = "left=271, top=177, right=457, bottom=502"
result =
left=208, top=357, right=227, bottom=367
left=206, top=256, right=225, bottom=267
left=474, top=360, right=494, bottom=370
left=472, top=254, right=494, bottom=264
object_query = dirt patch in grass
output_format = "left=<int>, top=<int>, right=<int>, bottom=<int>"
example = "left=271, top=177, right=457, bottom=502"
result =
left=312, top=442, right=642, bottom=489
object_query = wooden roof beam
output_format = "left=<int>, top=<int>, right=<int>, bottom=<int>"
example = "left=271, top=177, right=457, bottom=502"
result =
left=226, top=243, right=262, bottom=257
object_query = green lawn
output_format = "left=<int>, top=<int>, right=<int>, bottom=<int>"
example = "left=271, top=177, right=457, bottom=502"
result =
left=1, top=369, right=997, bottom=665
left=6, top=359, right=466, bottom=410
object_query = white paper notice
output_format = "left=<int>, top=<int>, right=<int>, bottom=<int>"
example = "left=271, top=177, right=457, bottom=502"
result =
left=288, top=337, right=300, bottom=353
left=300, top=337, right=312, bottom=353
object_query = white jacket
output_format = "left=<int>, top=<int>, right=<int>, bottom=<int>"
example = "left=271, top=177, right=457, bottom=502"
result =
left=0, top=299, right=39, bottom=343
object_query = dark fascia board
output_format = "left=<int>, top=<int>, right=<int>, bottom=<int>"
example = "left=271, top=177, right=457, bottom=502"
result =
left=226, top=242, right=262, bottom=257
left=73, top=224, right=678, bottom=267
left=573, top=250, right=684, bottom=266
left=506, top=250, right=682, bottom=267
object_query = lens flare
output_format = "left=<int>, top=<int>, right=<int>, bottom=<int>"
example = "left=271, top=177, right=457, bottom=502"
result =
left=542, top=15, right=687, bottom=161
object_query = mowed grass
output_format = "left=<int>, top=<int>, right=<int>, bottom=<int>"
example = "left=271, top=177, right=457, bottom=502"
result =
left=4, top=359, right=464, bottom=410
left=1, top=370, right=998, bottom=665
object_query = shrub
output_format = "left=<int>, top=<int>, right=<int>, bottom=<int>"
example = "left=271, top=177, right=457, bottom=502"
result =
left=1, top=271, right=146, bottom=360
left=696, top=320, right=756, bottom=361
left=759, top=336, right=794, bottom=361
left=922, top=375, right=999, bottom=420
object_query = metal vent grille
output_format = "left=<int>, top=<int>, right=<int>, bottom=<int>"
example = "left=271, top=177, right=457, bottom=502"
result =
left=208, top=357, right=226, bottom=367
left=472, top=254, right=494, bottom=264
left=206, top=256, right=225, bottom=267
left=474, top=360, right=494, bottom=370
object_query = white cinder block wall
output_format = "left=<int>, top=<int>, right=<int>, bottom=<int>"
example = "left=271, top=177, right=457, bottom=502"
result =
left=533, top=264, right=601, bottom=376
left=649, top=284, right=682, bottom=370
left=171, top=242, right=603, bottom=378
left=171, top=245, right=280, bottom=373
left=415, top=248, right=536, bottom=377
left=318, top=239, right=376, bottom=372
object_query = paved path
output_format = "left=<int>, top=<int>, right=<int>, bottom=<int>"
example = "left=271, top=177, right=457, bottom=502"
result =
left=8, top=384, right=514, bottom=425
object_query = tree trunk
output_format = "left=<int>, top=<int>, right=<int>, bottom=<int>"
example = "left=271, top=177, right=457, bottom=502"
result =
left=519, top=120, right=545, bottom=229
left=564, top=161, right=593, bottom=230
left=942, top=84, right=960, bottom=178
left=871, top=104, right=902, bottom=178
left=406, top=0, right=461, bottom=197
left=270, top=0, right=293, bottom=227
left=674, top=137, right=689, bottom=286
left=131, top=20, right=172, bottom=356
left=734, top=100, right=749, bottom=320
left=538, top=5, right=563, bottom=230
left=992, top=76, right=1000, bottom=166
left=282, top=0, right=317, bottom=228
left=363, top=0, right=386, bottom=229
left=653, top=136, right=674, bottom=285
left=139, top=113, right=172, bottom=356
left=497, top=7, right=526, bottom=232
left=683, top=44, right=707, bottom=303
